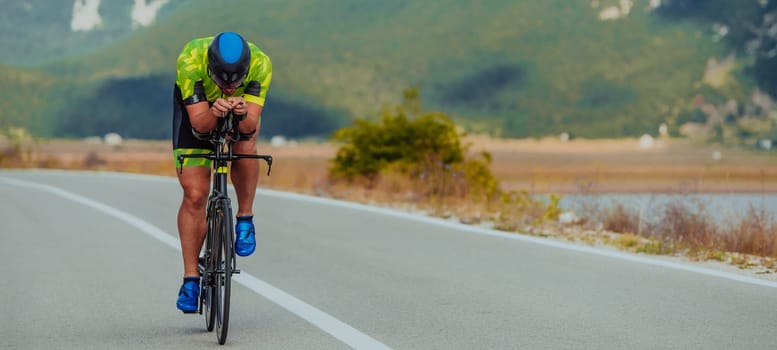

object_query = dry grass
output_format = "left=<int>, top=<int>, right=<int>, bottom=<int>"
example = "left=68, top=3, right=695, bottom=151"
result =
left=594, top=195, right=777, bottom=270
left=471, top=136, right=777, bottom=193
left=7, top=136, right=777, bottom=193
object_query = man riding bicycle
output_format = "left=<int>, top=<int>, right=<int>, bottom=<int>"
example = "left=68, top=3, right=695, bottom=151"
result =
left=172, top=31, right=272, bottom=312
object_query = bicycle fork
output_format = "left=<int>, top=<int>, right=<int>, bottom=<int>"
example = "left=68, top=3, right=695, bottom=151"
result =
left=213, top=163, right=241, bottom=276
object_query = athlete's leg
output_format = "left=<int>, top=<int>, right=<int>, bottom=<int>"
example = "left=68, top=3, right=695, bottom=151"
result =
left=230, top=135, right=259, bottom=257
left=172, top=84, right=214, bottom=277
left=231, top=133, right=259, bottom=217
left=177, top=166, right=211, bottom=277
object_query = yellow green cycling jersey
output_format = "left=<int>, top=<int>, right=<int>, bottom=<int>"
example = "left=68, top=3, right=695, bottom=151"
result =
left=175, top=36, right=272, bottom=106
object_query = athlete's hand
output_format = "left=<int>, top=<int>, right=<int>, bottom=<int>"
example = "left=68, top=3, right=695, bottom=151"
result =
left=211, top=98, right=232, bottom=118
left=228, top=97, right=247, bottom=117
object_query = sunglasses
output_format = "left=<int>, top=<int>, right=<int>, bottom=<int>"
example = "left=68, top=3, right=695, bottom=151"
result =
left=211, top=72, right=245, bottom=89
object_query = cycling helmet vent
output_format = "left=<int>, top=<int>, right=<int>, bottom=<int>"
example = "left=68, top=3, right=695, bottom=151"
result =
left=218, top=32, right=243, bottom=63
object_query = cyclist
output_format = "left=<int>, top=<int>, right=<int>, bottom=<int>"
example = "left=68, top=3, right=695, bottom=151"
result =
left=172, top=31, right=272, bottom=313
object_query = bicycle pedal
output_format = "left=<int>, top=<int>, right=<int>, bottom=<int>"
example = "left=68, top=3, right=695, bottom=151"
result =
left=233, top=269, right=240, bottom=274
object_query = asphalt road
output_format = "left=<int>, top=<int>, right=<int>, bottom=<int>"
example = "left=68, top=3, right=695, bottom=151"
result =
left=1, top=170, right=776, bottom=349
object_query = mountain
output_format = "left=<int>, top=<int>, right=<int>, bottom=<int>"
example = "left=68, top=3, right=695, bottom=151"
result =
left=0, top=0, right=187, bottom=66
left=0, top=0, right=745, bottom=140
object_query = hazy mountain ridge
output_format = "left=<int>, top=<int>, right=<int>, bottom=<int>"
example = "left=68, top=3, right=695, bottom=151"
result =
left=0, top=0, right=760, bottom=140
left=0, top=0, right=184, bottom=66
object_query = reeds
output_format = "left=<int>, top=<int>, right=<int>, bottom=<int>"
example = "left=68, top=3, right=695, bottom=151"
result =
left=592, top=196, right=777, bottom=260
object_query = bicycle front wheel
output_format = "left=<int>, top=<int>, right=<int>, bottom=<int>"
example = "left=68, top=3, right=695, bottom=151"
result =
left=214, top=202, right=233, bottom=345
left=203, top=213, right=217, bottom=332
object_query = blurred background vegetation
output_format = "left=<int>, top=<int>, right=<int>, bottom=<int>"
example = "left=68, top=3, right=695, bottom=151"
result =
left=1, top=0, right=776, bottom=145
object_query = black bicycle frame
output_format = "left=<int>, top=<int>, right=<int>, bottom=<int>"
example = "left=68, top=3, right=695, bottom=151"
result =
left=178, top=112, right=273, bottom=177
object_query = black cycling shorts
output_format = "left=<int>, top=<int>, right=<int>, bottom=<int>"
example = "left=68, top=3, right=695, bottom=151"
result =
left=172, top=84, right=214, bottom=168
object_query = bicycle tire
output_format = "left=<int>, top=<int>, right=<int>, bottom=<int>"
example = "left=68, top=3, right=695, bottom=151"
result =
left=215, top=201, right=233, bottom=345
left=203, top=210, right=217, bottom=332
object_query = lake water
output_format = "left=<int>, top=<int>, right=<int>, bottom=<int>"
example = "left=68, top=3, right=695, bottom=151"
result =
left=558, top=193, right=777, bottom=223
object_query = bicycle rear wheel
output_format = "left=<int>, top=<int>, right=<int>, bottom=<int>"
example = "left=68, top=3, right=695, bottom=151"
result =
left=214, top=202, right=233, bottom=345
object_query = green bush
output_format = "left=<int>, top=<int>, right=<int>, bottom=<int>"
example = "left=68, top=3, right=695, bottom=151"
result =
left=494, top=191, right=562, bottom=230
left=458, top=151, right=500, bottom=199
left=329, top=88, right=498, bottom=199
left=331, top=88, right=462, bottom=178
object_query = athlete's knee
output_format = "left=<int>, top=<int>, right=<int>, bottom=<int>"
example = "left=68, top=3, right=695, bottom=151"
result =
left=182, top=182, right=209, bottom=208
left=233, top=139, right=257, bottom=154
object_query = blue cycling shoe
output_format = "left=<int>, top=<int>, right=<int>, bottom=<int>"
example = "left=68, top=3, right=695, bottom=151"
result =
left=235, top=215, right=256, bottom=257
left=176, top=277, right=200, bottom=313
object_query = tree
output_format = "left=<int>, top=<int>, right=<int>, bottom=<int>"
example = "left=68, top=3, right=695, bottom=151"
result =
left=657, top=0, right=777, bottom=97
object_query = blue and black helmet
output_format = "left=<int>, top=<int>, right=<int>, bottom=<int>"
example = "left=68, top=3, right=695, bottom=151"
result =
left=207, top=32, right=251, bottom=87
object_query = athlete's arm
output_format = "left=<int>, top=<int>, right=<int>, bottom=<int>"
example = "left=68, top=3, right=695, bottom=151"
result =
left=228, top=97, right=262, bottom=135
left=186, top=99, right=231, bottom=134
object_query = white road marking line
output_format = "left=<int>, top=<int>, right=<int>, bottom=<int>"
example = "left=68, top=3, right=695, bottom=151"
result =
left=9, top=170, right=777, bottom=290
left=0, top=176, right=392, bottom=350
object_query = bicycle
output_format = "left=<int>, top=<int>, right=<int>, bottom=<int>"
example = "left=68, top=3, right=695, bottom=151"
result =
left=177, top=112, right=272, bottom=345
